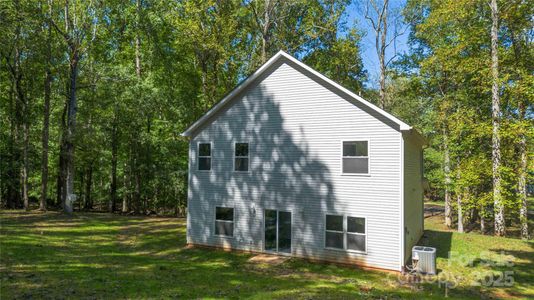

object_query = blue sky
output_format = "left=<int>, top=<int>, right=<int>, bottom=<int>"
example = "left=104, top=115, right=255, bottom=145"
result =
left=342, top=1, right=410, bottom=88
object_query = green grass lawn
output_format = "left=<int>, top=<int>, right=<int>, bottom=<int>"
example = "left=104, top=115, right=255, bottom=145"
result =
left=425, top=197, right=534, bottom=209
left=1, top=210, right=532, bottom=299
left=424, top=201, right=445, bottom=207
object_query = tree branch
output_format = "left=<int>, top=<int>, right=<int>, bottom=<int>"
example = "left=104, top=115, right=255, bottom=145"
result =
left=50, top=18, right=71, bottom=44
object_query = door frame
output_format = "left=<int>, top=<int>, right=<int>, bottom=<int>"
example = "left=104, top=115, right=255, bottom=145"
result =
left=263, top=209, right=293, bottom=255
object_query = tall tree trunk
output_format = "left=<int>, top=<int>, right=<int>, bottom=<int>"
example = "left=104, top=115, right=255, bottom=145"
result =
left=199, top=57, right=209, bottom=110
left=64, top=48, right=79, bottom=214
left=122, top=162, right=129, bottom=213
left=456, top=159, right=463, bottom=233
left=57, top=63, right=68, bottom=209
left=8, top=0, right=24, bottom=210
left=261, top=0, right=271, bottom=64
left=129, top=139, right=141, bottom=213
left=40, top=84, right=51, bottom=210
left=22, top=118, right=29, bottom=210
left=19, top=57, right=29, bottom=211
left=443, top=127, right=452, bottom=227
left=378, top=54, right=386, bottom=108
left=134, top=166, right=141, bottom=213
left=110, top=111, right=118, bottom=213
left=364, top=0, right=390, bottom=109
left=518, top=101, right=529, bottom=239
left=135, top=33, right=141, bottom=77
left=52, top=0, right=88, bottom=214
left=480, top=204, right=486, bottom=234
left=79, top=169, right=84, bottom=209
left=6, top=82, right=21, bottom=209
left=145, top=117, right=151, bottom=213
left=132, top=0, right=142, bottom=214
left=135, top=0, right=141, bottom=78
left=510, top=29, right=530, bottom=240
left=378, top=0, right=388, bottom=109
left=457, top=192, right=463, bottom=233
left=40, top=0, right=53, bottom=211
left=12, top=33, right=29, bottom=211
left=56, top=155, right=63, bottom=207
left=84, top=166, right=92, bottom=210
left=58, top=124, right=67, bottom=208
left=490, top=0, right=504, bottom=236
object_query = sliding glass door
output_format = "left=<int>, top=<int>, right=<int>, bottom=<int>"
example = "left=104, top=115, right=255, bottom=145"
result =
left=264, top=210, right=291, bottom=254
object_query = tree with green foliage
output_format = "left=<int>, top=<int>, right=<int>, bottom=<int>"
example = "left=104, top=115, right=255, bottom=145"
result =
left=403, top=0, right=532, bottom=237
left=0, top=0, right=531, bottom=241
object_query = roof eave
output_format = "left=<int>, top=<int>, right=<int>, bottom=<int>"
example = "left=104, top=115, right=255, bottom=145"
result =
left=277, top=51, right=412, bottom=132
left=402, top=127, right=428, bottom=147
left=181, top=51, right=287, bottom=137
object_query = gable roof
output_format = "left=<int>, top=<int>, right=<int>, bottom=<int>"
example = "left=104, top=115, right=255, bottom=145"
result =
left=181, top=50, right=414, bottom=137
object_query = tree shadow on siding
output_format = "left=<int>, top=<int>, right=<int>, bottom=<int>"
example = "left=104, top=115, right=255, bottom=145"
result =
left=188, top=60, right=372, bottom=266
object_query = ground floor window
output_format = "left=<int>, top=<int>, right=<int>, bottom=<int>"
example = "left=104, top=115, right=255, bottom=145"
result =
left=215, top=207, right=234, bottom=237
left=325, top=215, right=344, bottom=249
left=325, top=214, right=366, bottom=252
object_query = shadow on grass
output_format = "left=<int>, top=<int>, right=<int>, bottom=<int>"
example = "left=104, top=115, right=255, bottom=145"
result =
left=1, top=211, right=429, bottom=299
left=412, top=221, right=534, bottom=299
left=486, top=245, right=534, bottom=298
left=417, top=230, right=453, bottom=259
left=4, top=211, right=525, bottom=299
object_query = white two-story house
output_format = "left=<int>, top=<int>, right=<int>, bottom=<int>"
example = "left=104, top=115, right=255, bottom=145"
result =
left=181, top=51, right=425, bottom=272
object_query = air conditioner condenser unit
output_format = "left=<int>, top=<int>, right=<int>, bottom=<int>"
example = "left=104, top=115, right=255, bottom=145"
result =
left=412, top=246, right=436, bottom=275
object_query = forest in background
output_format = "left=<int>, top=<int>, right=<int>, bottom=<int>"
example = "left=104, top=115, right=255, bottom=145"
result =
left=0, top=0, right=532, bottom=239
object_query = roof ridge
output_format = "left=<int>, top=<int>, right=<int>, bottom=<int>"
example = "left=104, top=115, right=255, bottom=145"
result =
left=181, top=50, right=412, bottom=137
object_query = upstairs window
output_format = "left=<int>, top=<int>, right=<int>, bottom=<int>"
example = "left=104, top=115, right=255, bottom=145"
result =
left=342, top=141, right=369, bottom=174
left=198, top=143, right=211, bottom=171
left=234, top=143, right=249, bottom=172
left=215, top=207, right=234, bottom=237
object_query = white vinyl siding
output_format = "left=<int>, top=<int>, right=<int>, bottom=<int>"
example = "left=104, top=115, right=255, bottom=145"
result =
left=187, top=59, right=404, bottom=271
left=403, top=133, right=424, bottom=263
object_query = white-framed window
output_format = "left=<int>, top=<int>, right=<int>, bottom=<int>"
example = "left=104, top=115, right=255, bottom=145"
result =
left=325, top=214, right=366, bottom=253
left=341, top=140, right=369, bottom=174
left=214, top=206, right=234, bottom=237
left=346, top=216, right=366, bottom=252
left=325, top=215, right=344, bottom=249
left=198, top=142, right=211, bottom=171
left=234, top=142, right=249, bottom=172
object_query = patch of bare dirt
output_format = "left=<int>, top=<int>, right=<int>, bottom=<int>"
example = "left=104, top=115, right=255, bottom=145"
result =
left=248, top=254, right=290, bottom=265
